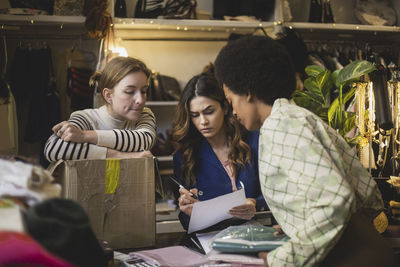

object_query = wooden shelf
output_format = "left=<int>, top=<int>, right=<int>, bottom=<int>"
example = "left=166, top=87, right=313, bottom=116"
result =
left=2, top=15, right=400, bottom=33
left=157, top=155, right=173, bottom=162
left=284, top=22, right=400, bottom=32
left=147, top=101, right=178, bottom=106
left=112, top=19, right=400, bottom=42
left=0, top=15, right=88, bottom=38
left=283, top=22, right=400, bottom=43
left=113, top=18, right=276, bottom=41
left=2, top=15, right=400, bottom=42
left=159, top=169, right=173, bottom=176
left=0, top=14, right=85, bottom=25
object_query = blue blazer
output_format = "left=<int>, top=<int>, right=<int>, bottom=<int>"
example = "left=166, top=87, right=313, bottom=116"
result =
left=173, top=130, right=267, bottom=230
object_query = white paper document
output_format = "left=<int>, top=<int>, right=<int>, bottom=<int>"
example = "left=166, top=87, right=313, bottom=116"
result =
left=196, top=231, right=220, bottom=254
left=188, top=188, right=246, bottom=233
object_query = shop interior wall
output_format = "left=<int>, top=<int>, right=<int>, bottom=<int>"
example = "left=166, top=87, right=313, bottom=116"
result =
left=122, top=39, right=227, bottom=133
left=4, top=37, right=99, bottom=162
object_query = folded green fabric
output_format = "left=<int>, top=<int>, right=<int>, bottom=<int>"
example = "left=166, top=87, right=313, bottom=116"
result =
left=211, top=225, right=289, bottom=253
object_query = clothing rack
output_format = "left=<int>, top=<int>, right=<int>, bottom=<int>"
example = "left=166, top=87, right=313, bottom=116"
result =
left=304, top=39, right=399, bottom=48
left=304, top=40, right=400, bottom=61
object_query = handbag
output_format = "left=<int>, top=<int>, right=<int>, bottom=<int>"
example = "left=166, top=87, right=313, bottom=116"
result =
left=355, top=0, right=397, bottom=26
left=148, top=72, right=181, bottom=101
left=9, top=0, right=54, bottom=14
left=53, top=0, right=84, bottom=16
left=162, top=0, right=197, bottom=19
left=134, top=0, right=164, bottom=18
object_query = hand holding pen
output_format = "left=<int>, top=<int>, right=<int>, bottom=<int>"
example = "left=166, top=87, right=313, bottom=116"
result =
left=169, top=176, right=199, bottom=216
left=169, top=176, right=198, bottom=199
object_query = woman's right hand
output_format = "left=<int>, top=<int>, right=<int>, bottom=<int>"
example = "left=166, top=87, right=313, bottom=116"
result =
left=178, top=187, right=199, bottom=216
left=53, top=121, right=97, bottom=144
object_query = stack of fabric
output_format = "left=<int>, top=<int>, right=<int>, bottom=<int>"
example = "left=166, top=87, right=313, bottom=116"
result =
left=0, top=158, right=111, bottom=267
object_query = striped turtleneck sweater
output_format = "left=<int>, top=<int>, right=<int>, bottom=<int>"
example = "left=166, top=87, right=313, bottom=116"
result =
left=44, top=105, right=156, bottom=162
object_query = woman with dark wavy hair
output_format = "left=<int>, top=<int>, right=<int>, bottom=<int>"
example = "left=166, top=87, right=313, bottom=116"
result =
left=172, top=65, right=266, bottom=230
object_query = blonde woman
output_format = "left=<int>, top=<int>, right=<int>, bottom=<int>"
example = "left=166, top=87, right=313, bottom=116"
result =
left=44, top=56, right=156, bottom=162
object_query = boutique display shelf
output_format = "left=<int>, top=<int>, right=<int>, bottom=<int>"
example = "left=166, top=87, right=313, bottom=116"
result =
left=0, top=14, right=85, bottom=25
left=2, top=14, right=399, bottom=42
left=147, top=101, right=178, bottom=106
left=113, top=18, right=400, bottom=43
left=113, top=18, right=276, bottom=41
left=157, top=155, right=173, bottom=162
left=157, top=156, right=174, bottom=176
left=284, top=22, right=400, bottom=43
left=0, top=15, right=88, bottom=38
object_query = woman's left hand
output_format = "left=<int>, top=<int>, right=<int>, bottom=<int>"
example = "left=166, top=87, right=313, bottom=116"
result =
left=229, top=198, right=256, bottom=220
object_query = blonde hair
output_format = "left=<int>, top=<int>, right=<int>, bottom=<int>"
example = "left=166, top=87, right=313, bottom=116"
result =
left=90, top=56, right=151, bottom=100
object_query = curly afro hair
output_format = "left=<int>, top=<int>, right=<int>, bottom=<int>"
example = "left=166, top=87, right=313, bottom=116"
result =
left=214, top=35, right=296, bottom=105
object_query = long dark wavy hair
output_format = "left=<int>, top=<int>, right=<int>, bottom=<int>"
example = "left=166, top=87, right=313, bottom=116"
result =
left=172, top=66, right=251, bottom=186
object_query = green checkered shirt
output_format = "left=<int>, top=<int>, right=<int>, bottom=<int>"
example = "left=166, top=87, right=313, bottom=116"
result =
left=259, top=98, right=384, bottom=266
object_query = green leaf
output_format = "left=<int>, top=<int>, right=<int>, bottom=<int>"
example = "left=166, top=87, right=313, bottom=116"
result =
left=328, top=88, right=356, bottom=124
left=337, top=60, right=376, bottom=85
left=292, top=90, right=312, bottom=107
left=303, top=78, right=325, bottom=103
left=303, top=77, right=320, bottom=93
left=292, top=90, right=325, bottom=111
left=305, top=65, right=325, bottom=77
left=343, top=112, right=356, bottom=135
left=316, top=70, right=333, bottom=99
left=332, top=69, right=340, bottom=88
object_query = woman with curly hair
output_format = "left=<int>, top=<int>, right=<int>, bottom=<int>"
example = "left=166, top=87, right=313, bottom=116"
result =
left=172, top=65, right=267, bottom=230
left=214, top=35, right=397, bottom=267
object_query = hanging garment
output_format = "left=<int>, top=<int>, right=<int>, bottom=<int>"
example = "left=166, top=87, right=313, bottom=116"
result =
left=67, top=47, right=96, bottom=111
left=9, top=47, right=60, bottom=167
left=9, top=46, right=31, bottom=101
left=24, top=48, right=60, bottom=143
left=67, top=66, right=94, bottom=111
left=114, top=0, right=127, bottom=17
left=0, top=90, right=18, bottom=154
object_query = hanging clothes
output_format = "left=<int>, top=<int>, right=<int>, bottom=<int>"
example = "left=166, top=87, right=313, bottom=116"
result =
left=67, top=47, right=96, bottom=111
left=8, top=46, right=60, bottom=167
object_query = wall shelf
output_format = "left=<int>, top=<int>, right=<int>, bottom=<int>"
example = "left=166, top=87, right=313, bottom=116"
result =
left=114, top=18, right=275, bottom=30
left=0, top=14, right=85, bottom=25
left=147, top=101, right=178, bottom=106
left=113, top=18, right=276, bottom=41
left=0, top=15, right=88, bottom=38
left=2, top=14, right=400, bottom=42
left=283, top=22, right=400, bottom=43
left=112, top=18, right=400, bottom=43
left=157, top=156, right=173, bottom=162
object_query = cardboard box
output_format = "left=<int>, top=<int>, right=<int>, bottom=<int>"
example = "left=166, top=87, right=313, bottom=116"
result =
left=50, top=158, right=155, bottom=249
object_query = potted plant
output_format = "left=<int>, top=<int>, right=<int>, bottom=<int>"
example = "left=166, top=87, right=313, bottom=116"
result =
left=292, top=60, right=377, bottom=146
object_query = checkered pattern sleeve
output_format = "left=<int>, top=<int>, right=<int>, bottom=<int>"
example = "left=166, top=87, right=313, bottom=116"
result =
left=259, top=99, right=382, bottom=266
left=96, top=107, right=156, bottom=152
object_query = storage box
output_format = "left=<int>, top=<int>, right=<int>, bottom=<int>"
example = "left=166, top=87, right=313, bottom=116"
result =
left=49, top=158, right=155, bottom=249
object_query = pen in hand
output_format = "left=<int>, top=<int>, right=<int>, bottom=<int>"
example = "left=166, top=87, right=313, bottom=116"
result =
left=169, top=176, right=198, bottom=199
